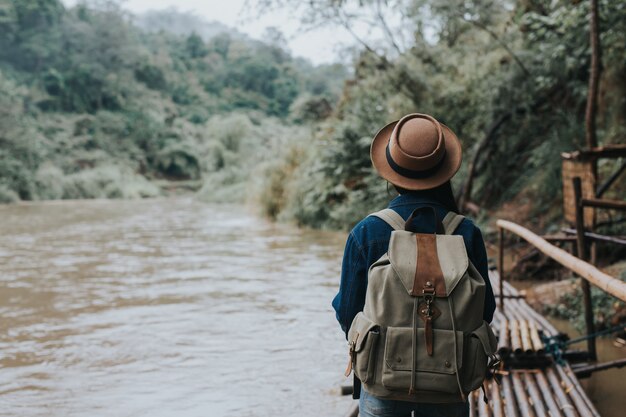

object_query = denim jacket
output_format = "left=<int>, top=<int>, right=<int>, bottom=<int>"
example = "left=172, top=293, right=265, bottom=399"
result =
left=332, top=193, right=496, bottom=337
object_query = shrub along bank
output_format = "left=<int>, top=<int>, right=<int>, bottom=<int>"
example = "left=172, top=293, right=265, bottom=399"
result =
left=256, top=0, right=626, bottom=233
left=0, top=0, right=345, bottom=203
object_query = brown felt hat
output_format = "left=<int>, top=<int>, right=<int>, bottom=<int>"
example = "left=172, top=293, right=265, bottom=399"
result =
left=370, top=113, right=462, bottom=190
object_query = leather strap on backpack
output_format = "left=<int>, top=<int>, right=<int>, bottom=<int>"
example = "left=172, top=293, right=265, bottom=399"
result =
left=404, top=206, right=444, bottom=234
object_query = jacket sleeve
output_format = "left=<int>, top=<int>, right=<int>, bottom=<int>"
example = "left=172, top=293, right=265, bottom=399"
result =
left=472, top=226, right=496, bottom=323
left=332, top=230, right=368, bottom=337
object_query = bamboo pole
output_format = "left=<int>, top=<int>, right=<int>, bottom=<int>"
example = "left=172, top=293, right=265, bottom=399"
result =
left=574, top=177, right=597, bottom=360
left=510, top=320, right=523, bottom=355
left=501, top=376, right=519, bottom=417
left=582, top=198, right=626, bottom=211
left=545, top=368, right=578, bottom=417
left=524, top=372, right=548, bottom=417
left=491, top=380, right=504, bottom=417
left=528, top=321, right=544, bottom=355
left=512, top=373, right=536, bottom=417
left=535, top=372, right=565, bottom=417
left=520, top=320, right=534, bottom=355
left=596, top=161, right=626, bottom=197
left=496, top=219, right=626, bottom=302
left=573, top=358, right=626, bottom=378
left=555, top=365, right=600, bottom=417
left=498, top=320, right=510, bottom=356
left=478, top=385, right=490, bottom=417
left=561, top=227, right=626, bottom=246
left=498, top=227, right=505, bottom=311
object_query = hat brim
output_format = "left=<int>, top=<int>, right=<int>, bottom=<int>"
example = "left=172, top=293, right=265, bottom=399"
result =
left=370, top=120, right=463, bottom=190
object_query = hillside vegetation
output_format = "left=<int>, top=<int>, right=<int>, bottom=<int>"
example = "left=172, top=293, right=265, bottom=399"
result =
left=256, top=0, right=625, bottom=232
left=0, top=0, right=345, bottom=203
left=1, top=0, right=624, bottom=235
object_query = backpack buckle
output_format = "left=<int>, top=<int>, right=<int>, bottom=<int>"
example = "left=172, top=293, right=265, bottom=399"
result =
left=487, top=354, right=503, bottom=385
left=344, top=340, right=357, bottom=377
left=422, top=287, right=435, bottom=316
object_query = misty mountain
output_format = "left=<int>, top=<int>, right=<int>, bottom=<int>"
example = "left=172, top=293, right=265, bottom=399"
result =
left=134, top=7, right=244, bottom=40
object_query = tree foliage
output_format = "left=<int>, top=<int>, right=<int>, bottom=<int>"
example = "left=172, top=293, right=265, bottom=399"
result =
left=258, top=0, right=626, bottom=229
left=0, top=0, right=346, bottom=202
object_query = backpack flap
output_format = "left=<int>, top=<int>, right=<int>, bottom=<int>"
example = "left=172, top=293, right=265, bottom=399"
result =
left=387, top=232, right=469, bottom=297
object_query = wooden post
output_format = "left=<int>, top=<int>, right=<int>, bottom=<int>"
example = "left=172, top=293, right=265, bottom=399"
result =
left=498, top=227, right=505, bottom=311
left=585, top=0, right=601, bottom=150
left=573, top=177, right=597, bottom=360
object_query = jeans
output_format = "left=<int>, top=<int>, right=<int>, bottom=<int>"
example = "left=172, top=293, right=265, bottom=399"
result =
left=358, top=390, right=469, bottom=417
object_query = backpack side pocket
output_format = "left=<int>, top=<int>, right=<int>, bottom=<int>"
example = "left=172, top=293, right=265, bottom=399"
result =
left=461, top=321, right=498, bottom=392
left=347, top=312, right=380, bottom=384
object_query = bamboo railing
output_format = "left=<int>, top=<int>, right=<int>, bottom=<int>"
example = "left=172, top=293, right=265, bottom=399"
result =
left=496, top=219, right=626, bottom=302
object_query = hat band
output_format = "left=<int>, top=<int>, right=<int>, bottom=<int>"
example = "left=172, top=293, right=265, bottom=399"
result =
left=385, top=144, right=446, bottom=179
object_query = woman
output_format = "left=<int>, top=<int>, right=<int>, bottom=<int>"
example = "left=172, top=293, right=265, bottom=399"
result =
left=332, top=113, right=496, bottom=417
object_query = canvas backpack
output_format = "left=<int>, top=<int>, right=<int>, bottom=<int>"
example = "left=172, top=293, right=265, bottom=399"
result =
left=344, top=207, right=498, bottom=403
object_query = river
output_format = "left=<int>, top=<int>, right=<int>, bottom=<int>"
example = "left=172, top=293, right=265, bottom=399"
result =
left=0, top=198, right=351, bottom=417
left=1, top=198, right=623, bottom=417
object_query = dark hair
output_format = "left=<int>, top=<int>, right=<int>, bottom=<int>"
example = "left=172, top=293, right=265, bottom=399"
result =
left=394, top=181, right=460, bottom=213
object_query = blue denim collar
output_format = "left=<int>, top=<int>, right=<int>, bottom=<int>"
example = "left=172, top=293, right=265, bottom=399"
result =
left=388, top=193, right=447, bottom=209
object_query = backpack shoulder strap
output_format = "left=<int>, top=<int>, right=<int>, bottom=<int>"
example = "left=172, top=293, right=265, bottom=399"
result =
left=369, top=209, right=405, bottom=231
left=442, top=212, right=465, bottom=235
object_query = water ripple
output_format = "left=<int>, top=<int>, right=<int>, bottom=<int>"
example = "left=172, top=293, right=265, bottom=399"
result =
left=0, top=198, right=348, bottom=417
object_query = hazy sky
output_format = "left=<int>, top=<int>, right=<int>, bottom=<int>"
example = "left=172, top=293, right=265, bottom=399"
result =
left=62, top=0, right=373, bottom=65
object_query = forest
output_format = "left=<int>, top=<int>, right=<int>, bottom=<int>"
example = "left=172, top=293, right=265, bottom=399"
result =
left=0, top=0, right=345, bottom=203
left=2, top=0, right=624, bottom=229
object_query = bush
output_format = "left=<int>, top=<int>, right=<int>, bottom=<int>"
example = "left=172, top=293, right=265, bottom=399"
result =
left=35, top=163, right=65, bottom=200
left=197, top=170, right=247, bottom=203
left=256, top=145, right=304, bottom=220
left=0, top=184, right=19, bottom=203
left=0, top=155, right=37, bottom=200
left=134, top=63, right=167, bottom=90
left=545, top=275, right=626, bottom=333
left=62, top=165, right=160, bottom=199
left=205, top=114, right=253, bottom=152
left=155, top=143, right=201, bottom=180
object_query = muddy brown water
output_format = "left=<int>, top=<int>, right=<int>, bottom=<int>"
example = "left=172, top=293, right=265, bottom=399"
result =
left=0, top=198, right=350, bottom=417
left=1, top=198, right=624, bottom=416
left=549, top=318, right=625, bottom=417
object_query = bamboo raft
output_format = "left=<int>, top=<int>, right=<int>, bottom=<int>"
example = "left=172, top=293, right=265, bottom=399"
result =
left=343, top=268, right=602, bottom=417
left=468, top=270, right=601, bottom=417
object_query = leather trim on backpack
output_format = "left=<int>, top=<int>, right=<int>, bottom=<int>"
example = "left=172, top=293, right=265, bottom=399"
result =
left=388, top=233, right=468, bottom=297
left=411, top=233, right=446, bottom=297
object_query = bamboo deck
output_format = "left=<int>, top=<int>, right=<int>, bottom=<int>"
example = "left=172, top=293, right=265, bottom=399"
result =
left=470, top=270, right=601, bottom=417
left=345, top=271, right=602, bottom=417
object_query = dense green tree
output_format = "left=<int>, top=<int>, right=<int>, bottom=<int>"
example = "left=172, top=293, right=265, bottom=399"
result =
left=255, top=0, right=625, bottom=229
left=0, top=1, right=344, bottom=203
